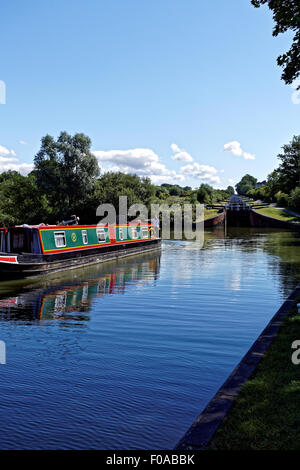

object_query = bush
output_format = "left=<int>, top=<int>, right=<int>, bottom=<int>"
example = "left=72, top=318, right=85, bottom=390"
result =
left=275, top=191, right=289, bottom=208
left=288, top=187, right=300, bottom=212
left=197, top=188, right=209, bottom=203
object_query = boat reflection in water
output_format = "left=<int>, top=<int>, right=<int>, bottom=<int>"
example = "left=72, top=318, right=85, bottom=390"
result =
left=0, top=251, right=161, bottom=321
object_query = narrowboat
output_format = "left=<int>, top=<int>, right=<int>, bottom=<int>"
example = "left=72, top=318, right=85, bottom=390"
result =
left=0, top=220, right=161, bottom=277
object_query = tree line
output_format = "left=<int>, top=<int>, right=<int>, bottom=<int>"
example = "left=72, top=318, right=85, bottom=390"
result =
left=0, top=132, right=234, bottom=226
left=155, top=183, right=234, bottom=205
left=236, top=135, right=300, bottom=212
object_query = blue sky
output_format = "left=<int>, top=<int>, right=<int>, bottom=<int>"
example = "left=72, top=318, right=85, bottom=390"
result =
left=0, top=0, right=299, bottom=188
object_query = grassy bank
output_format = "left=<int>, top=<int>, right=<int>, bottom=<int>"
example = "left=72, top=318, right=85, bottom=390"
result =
left=195, top=208, right=222, bottom=222
left=204, top=208, right=221, bottom=220
left=256, top=206, right=300, bottom=223
left=208, top=300, right=300, bottom=450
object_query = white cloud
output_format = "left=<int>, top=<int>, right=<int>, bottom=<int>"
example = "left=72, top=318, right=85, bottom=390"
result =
left=224, top=140, right=256, bottom=161
left=224, top=141, right=243, bottom=156
left=172, top=151, right=194, bottom=162
left=0, top=144, right=33, bottom=175
left=19, top=140, right=27, bottom=145
left=243, top=152, right=255, bottom=160
left=170, top=143, right=181, bottom=153
left=0, top=145, right=17, bottom=158
left=170, top=143, right=193, bottom=162
left=93, top=148, right=159, bottom=169
left=149, top=173, right=185, bottom=184
left=0, top=162, right=34, bottom=175
left=93, top=147, right=184, bottom=184
left=93, top=145, right=223, bottom=187
left=0, top=155, right=18, bottom=163
left=180, top=162, right=221, bottom=184
left=228, top=178, right=234, bottom=184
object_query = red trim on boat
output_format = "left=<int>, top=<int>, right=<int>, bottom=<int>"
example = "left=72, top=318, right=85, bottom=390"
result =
left=41, top=237, right=153, bottom=254
left=0, top=255, right=18, bottom=264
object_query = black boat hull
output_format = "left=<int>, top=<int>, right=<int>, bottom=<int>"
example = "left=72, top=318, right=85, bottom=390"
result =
left=0, top=238, right=161, bottom=278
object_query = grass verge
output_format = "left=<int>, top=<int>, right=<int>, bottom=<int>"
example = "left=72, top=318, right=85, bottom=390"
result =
left=208, top=300, right=300, bottom=450
left=256, top=207, right=300, bottom=223
left=204, top=208, right=221, bottom=220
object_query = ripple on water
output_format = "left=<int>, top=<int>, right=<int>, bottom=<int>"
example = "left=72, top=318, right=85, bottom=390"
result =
left=0, top=229, right=298, bottom=448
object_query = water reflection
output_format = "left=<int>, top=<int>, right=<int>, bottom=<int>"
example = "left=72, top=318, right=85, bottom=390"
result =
left=0, top=251, right=161, bottom=321
left=0, top=228, right=299, bottom=322
left=223, top=228, right=300, bottom=296
left=0, top=228, right=300, bottom=449
left=169, top=227, right=300, bottom=298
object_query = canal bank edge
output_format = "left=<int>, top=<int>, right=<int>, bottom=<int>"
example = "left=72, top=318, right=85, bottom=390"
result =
left=203, top=211, right=226, bottom=228
left=202, top=208, right=300, bottom=230
left=175, top=282, right=300, bottom=450
left=250, top=209, right=300, bottom=229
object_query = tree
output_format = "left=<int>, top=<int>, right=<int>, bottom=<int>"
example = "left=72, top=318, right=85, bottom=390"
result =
left=197, top=187, right=209, bottom=203
left=246, top=136, right=300, bottom=204
left=34, top=132, right=100, bottom=220
left=276, top=135, right=300, bottom=193
left=252, top=0, right=300, bottom=86
left=155, top=186, right=169, bottom=199
left=289, top=187, right=300, bottom=211
left=235, top=174, right=257, bottom=195
left=265, top=169, right=281, bottom=199
left=275, top=191, right=289, bottom=207
left=199, top=184, right=213, bottom=195
left=226, top=186, right=235, bottom=195
left=0, top=171, right=52, bottom=225
left=85, top=172, right=155, bottom=223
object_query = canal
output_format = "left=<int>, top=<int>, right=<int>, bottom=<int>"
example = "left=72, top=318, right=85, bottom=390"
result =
left=0, top=227, right=299, bottom=449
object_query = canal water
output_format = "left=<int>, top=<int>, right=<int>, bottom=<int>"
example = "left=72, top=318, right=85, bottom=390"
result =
left=0, top=227, right=300, bottom=449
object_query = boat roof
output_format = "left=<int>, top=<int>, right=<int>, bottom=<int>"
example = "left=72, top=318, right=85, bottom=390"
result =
left=0, top=221, right=151, bottom=230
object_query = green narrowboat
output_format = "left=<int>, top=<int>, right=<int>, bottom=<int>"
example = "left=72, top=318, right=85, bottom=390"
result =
left=0, top=221, right=161, bottom=277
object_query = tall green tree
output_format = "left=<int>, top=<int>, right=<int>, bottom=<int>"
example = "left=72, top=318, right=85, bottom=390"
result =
left=244, top=135, right=300, bottom=204
left=0, top=171, right=52, bottom=225
left=34, top=132, right=100, bottom=220
left=197, top=187, right=209, bottom=203
left=276, top=135, right=300, bottom=193
left=84, top=172, right=155, bottom=223
left=252, top=0, right=300, bottom=86
left=235, top=174, right=257, bottom=195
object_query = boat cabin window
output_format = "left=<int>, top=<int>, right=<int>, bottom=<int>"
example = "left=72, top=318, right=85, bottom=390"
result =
left=119, top=228, right=124, bottom=241
left=131, top=228, right=138, bottom=239
left=82, top=230, right=88, bottom=244
left=97, top=228, right=106, bottom=243
left=0, top=230, right=5, bottom=252
left=142, top=227, right=149, bottom=239
left=12, top=232, right=25, bottom=251
left=11, top=230, right=31, bottom=253
left=6, top=228, right=41, bottom=254
left=54, top=231, right=66, bottom=248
